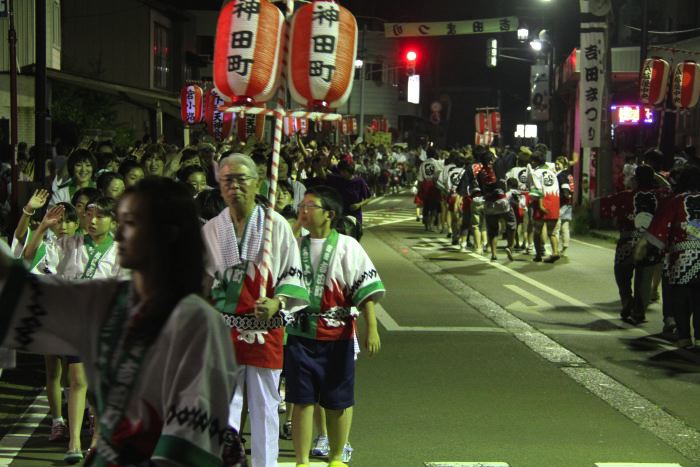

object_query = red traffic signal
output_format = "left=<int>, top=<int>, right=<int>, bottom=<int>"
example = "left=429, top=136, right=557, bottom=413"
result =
left=404, top=49, right=418, bottom=75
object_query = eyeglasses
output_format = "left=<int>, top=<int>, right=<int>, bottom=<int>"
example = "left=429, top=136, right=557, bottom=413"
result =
left=221, top=175, right=256, bottom=186
left=297, top=202, right=325, bottom=212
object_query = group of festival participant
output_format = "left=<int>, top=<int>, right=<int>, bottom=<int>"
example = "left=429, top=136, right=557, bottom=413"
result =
left=416, top=143, right=575, bottom=263
left=601, top=147, right=700, bottom=348
left=0, top=136, right=387, bottom=467
left=415, top=142, right=700, bottom=350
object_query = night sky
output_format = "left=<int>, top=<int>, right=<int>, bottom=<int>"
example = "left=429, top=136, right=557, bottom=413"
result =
left=170, top=0, right=583, bottom=145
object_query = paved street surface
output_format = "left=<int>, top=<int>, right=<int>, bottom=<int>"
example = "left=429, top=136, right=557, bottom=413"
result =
left=1, top=191, right=700, bottom=466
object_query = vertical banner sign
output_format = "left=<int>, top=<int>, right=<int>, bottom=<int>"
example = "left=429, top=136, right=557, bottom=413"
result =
left=579, top=22, right=607, bottom=148
left=530, top=65, right=550, bottom=121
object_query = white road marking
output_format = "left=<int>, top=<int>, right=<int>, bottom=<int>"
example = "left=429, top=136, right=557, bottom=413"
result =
left=468, top=252, right=630, bottom=325
left=0, top=392, right=48, bottom=464
left=505, top=284, right=552, bottom=316
left=375, top=304, right=663, bottom=339
left=595, top=464, right=682, bottom=467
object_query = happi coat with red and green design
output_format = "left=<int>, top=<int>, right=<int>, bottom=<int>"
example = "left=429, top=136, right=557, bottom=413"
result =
left=203, top=205, right=309, bottom=369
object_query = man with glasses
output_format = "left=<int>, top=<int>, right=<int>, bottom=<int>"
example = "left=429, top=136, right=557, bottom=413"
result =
left=202, top=154, right=310, bottom=467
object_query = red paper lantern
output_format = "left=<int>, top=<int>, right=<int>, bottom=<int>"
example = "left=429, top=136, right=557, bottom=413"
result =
left=475, top=111, right=488, bottom=134
left=672, top=61, right=700, bottom=109
left=489, top=111, right=501, bottom=134
left=639, top=58, right=670, bottom=105
left=236, top=112, right=266, bottom=141
left=204, top=88, right=235, bottom=141
left=180, top=84, right=204, bottom=125
left=214, top=0, right=285, bottom=105
left=288, top=0, right=358, bottom=110
left=299, top=118, right=309, bottom=136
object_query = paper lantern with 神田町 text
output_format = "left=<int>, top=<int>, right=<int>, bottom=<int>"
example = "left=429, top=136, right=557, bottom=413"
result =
left=639, top=58, right=670, bottom=105
left=672, top=61, right=700, bottom=109
left=214, top=0, right=285, bottom=105
left=288, top=0, right=358, bottom=110
left=204, top=88, right=235, bottom=141
left=180, top=84, right=204, bottom=124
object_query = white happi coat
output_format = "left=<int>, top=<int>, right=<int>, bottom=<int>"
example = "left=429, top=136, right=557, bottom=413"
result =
left=0, top=269, right=236, bottom=466
left=202, top=206, right=309, bottom=369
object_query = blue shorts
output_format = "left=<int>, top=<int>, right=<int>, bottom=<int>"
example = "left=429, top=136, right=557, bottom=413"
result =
left=65, top=355, right=81, bottom=365
left=284, top=335, right=355, bottom=410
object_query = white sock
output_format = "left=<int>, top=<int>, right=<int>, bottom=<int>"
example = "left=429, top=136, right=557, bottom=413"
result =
left=52, top=417, right=65, bottom=426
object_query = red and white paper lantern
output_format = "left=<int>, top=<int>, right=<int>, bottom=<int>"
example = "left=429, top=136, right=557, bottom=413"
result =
left=204, top=88, right=235, bottom=141
left=475, top=111, right=489, bottom=134
left=672, top=61, right=700, bottom=109
left=288, top=0, right=358, bottom=110
left=180, top=84, right=204, bottom=125
left=475, top=131, right=494, bottom=146
left=214, top=0, right=285, bottom=105
left=489, top=111, right=501, bottom=135
left=639, top=58, right=670, bottom=106
left=237, top=113, right=266, bottom=141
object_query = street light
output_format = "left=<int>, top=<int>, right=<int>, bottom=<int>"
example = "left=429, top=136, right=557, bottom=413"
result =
left=517, top=24, right=529, bottom=42
left=529, top=39, right=543, bottom=51
left=354, top=59, right=364, bottom=69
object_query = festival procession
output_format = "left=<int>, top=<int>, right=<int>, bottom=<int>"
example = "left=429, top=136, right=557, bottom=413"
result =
left=0, top=0, right=699, bottom=466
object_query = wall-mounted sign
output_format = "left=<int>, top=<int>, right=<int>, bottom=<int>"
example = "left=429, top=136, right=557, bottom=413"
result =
left=408, top=75, right=420, bottom=104
left=610, top=105, right=653, bottom=125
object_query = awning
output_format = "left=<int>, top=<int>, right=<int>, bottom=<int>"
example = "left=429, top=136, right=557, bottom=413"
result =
left=37, top=67, right=181, bottom=119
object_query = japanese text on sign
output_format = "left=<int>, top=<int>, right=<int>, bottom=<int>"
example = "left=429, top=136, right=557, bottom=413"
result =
left=384, top=17, right=519, bottom=38
left=579, top=22, right=606, bottom=148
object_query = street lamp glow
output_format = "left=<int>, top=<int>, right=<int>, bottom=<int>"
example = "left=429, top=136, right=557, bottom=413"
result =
left=529, top=39, right=543, bottom=51
left=354, top=59, right=364, bottom=69
left=517, top=25, right=529, bottom=42
left=526, top=106, right=532, bottom=111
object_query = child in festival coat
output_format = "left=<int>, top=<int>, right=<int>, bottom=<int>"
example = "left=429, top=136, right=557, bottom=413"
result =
left=24, top=196, right=123, bottom=463
left=285, top=185, right=385, bottom=467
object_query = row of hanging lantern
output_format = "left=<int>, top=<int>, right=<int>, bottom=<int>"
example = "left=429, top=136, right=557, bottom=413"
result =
left=180, top=84, right=270, bottom=141
left=474, top=110, right=501, bottom=146
left=640, top=58, right=700, bottom=109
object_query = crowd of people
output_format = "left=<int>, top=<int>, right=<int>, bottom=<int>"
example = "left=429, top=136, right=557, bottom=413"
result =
left=414, top=143, right=575, bottom=263
left=0, top=132, right=699, bottom=467
left=0, top=134, right=398, bottom=467
left=413, top=141, right=700, bottom=350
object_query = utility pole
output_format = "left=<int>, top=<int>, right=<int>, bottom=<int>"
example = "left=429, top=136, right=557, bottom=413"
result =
left=35, top=0, right=48, bottom=184
left=358, top=22, right=367, bottom=142
left=8, top=0, right=19, bottom=226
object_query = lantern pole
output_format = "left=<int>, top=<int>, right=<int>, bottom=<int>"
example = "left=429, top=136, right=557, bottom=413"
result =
left=259, top=0, right=294, bottom=300
left=656, top=55, right=674, bottom=150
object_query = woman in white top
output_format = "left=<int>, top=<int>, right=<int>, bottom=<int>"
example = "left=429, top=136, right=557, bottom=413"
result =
left=0, top=177, right=238, bottom=466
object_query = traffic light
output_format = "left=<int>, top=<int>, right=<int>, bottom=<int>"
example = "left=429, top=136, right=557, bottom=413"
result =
left=405, top=49, right=417, bottom=76
left=487, top=38, right=498, bottom=68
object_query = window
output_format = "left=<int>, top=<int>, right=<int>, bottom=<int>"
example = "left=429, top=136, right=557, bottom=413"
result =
left=365, top=63, right=383, bottom=82
left=196, top=35, right=214, bottom=57
left=153, top=23, right=171, bottom=90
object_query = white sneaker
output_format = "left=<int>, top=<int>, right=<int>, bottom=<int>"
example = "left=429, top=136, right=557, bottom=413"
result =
left=311, top=434, right=330, bottom=457
left=342, top=443, right=353, bottom=462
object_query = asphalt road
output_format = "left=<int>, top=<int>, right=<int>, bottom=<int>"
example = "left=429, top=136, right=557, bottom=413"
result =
left=1, top=191, right=699, bottom=466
